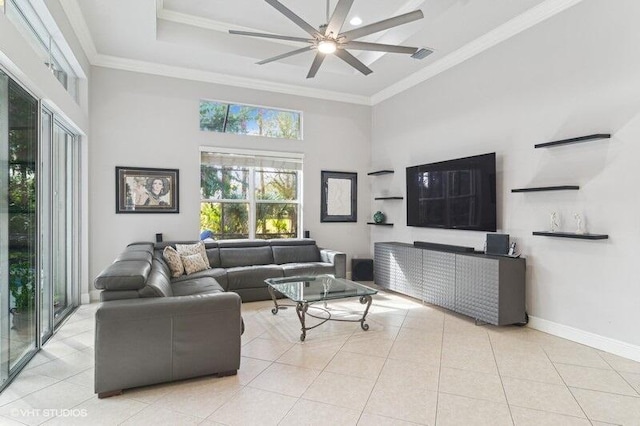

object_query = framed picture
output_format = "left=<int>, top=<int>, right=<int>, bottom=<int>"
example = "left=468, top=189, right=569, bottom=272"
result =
left=321, top=171, right=357, bottom=222
left=116, top=166, right=179, bottom=213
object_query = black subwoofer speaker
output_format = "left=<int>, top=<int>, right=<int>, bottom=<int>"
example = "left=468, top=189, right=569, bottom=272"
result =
left=352, top=259, right=374, bottom=281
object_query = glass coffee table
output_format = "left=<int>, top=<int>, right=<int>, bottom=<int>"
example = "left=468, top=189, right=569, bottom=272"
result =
left=265, top=275, right=378, bottom=341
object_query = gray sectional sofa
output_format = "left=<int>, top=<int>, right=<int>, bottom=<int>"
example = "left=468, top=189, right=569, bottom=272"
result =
left=93, top=238, right=345, bottom=397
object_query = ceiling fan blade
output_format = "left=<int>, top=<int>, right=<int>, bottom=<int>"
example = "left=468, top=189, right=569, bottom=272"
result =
left=257, top=46, right=314, bottom=65
left=306, top=52, right=326, bottom=78
left=229, top=30, right=311, bottom=43
left=340, top=10, right=424, bottom=41
left=265, top=0, right=320, bottom=37
left=344, top=41, right=418, bottom=55
left=325, top=0, right=354, bottom=37
left=334, top=49, right=372, bottom=76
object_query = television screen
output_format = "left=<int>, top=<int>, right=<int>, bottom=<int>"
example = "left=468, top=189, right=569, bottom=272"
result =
left=406, top=152, right=496, bottom=231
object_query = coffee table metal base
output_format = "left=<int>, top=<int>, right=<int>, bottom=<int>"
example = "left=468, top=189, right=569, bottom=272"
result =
left=268, top=286, right=373, bottom=342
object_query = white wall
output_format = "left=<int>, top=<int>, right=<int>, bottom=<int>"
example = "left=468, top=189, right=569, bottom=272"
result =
left=88, top=67, right=372, bottom=294
left=371, top=0, right=640, bottom=357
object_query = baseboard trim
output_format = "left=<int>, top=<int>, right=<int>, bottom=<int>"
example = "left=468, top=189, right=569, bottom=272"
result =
left=528, top=315, right=640, bottom=363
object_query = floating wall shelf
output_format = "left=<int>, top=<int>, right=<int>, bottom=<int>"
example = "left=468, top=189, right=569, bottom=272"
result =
left=367, top=222, right=394, bottom=226
left=534, top=133, right=611, bottom=149
left=367, top=170, right=394, bottom=176
left=511, top=185, right=579, bottom=193
left=532, top=231, right=609, bottom=240
left=374, top=196, right=403, bottom=200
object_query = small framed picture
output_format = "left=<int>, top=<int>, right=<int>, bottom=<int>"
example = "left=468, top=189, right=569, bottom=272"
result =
left=115, top=166, right=179, bottom=213
left=321, top=170, right=357, bottom=222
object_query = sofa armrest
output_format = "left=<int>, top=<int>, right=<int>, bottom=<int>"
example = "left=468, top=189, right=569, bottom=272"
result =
left=95, top=292, right=242, bottom=395
left=320, top=249, right=346, bottom=279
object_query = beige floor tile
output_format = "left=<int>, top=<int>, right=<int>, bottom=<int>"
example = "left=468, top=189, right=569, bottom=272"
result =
left=495, top=351, right=564, bottom=385
left=276, top=342, right=341, bottom=370
left=209, top=387, right=297, bottom=426
left=43, top=395, right=147, bottom=425
left=620, top=370, right=640, bottom=394
left=326, top=351, right=386, bottom=379
left=241, top=337, right=294, bottom=361
left=123, top=381, right=182, bottom=404
left=376, top=357, right=439, bottom=392
left=0, top=415, right=28, bottom=425
left=0, top=381, right=94, bottom=426
left=439, top=367, right=506, bottom=403
left=366, top=312, right=407, bottom=328
left=543, top=344, right=612, bottom=369
left=63, top=367, right=94, bottom=390
left=279, top=399, right=360, bottom=426
left=502, top=376, right=585, bottom=418
left=401, top=315, right=444, bottom=333
left=26, top=349, right=94, bottom=381
left=555, top=363, right=639, bottom=396
left=236, top=356, right=272, bottom=385
left=388, top=338, right=441, bottom=367
left=38, top=339, right=82, bottom=359
left=0, top=371, right=59, bottom=406
left=340, top=334, right=395, bottom=358
left=356, top=413, right=420, bottom=425
left=302, top=371, right=376, bottom=411
left=121, top=405, right=202, bottom=425
left=364, top=383, right=437, bottom=425
left=59, top=330, right=95, bottom=350
left=441, top=344, right=498, bottom=375
left=571, top=387, right=640, bottom=425
left=436, top=393, right=512, bottom=426
left=248, top=362, right=320, bottom=397
left=150, top=377, right=242, bottom=418
left=510, top=406, right=592, bottom=426
left=598, top=352, right=640, bottom=374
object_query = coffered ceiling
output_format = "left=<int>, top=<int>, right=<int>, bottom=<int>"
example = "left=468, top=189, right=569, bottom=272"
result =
left=61, top=0, right=584, bottom=104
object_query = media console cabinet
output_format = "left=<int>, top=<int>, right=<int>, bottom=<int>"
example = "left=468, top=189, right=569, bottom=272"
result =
left=374, top=242, right=526, bottom=325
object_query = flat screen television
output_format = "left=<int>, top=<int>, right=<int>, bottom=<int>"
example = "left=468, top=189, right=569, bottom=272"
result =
left=406, top=152, right=497, bottom=231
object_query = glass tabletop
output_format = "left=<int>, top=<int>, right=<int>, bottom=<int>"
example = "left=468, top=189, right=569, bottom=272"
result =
left=265, top=275, right=377, bottom=303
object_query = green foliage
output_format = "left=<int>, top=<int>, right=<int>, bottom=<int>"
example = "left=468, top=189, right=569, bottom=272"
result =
left=9, top=255, right=35, bottom=313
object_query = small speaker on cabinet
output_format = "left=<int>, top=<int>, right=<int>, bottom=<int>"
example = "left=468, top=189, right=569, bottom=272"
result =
left=486, top=233, right=509, bottom=255
left=352, top=259, right=374, bottom=281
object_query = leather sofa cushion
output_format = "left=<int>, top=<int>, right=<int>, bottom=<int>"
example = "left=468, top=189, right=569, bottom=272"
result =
left=206, top=248, right=221, bottom=268
left=126, top=242, right=154, bottom=252
left=220, top=247, right=273, bottom=268
left=171, top=268, right=226, bottom=283
left=272, top=245, right=321, bottom=264
left=226, top=265, right=283, bottom=290
left=115, top=250, right=153, bottom=264
left=171, top=277, right=224, bottom=296
left=281, top=262, right=335, bottom=277
left=218, top=239, right=269, bottom=248
left=94, top=260, right=151, bottom=291
left=139, top=265, right=174, bottom=297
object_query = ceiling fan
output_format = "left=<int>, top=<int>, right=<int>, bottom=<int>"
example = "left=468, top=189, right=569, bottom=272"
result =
left=229, top=0, right=432, bottom=78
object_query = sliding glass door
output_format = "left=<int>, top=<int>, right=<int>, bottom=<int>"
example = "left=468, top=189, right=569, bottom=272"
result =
left=0, top=70, right=38, bottom=376
left=0, top=69, right=80, bottom=390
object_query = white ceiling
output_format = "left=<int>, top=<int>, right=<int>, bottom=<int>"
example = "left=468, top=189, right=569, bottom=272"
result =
left=63, top=0, right=585, bottom=104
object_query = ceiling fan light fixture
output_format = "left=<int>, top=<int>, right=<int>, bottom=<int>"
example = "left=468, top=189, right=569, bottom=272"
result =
left=318, top=40, right=337, bottom=54
left=349, top=16, right=362, bottom=26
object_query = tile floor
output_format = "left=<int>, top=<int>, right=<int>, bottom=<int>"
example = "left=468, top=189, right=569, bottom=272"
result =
left=0, top=288, right=639, bottom=425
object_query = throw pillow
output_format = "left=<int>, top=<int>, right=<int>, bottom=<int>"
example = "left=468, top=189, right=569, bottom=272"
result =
left=163, top=246, right=184, bottom=278
left=176, top=241, right=210, bottom=269
left=181, top=253, right=208, bottom=275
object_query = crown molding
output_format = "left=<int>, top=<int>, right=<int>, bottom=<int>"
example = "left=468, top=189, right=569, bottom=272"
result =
left=370, top=0, right=584, bottom=105
left=93, top=54, right=372, bottom=105
left=58, top=0, right=98, bottom=62
left=61, top=0, right=583, bottom=107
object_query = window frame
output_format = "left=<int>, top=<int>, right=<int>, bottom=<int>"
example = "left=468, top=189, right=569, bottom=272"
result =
left=200, top=148, right=304, bottom=240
